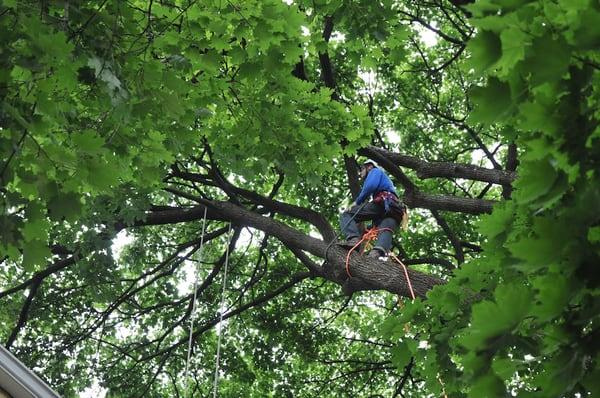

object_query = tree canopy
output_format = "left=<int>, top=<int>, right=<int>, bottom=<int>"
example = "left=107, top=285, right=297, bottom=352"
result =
left=1, top=0, right=599, bottom=396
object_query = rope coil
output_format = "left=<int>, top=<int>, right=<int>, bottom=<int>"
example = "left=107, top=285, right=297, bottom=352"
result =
left=344, top=227, right=393, bottom=278
left=344, top=227, right=416, bottom=301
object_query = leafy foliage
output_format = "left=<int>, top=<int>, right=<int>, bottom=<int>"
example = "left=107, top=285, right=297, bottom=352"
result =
left=383, top=1, right=600, bottom=397
left=0, top=0, right=598, bottom=397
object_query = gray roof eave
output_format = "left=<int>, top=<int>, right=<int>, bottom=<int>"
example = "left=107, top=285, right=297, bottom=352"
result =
left=0, top=346, right=61, bottom=398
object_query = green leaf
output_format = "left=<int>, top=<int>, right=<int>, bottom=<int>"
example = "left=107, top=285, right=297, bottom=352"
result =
left=460, top=283, right=533, bottom=351
left=468, top=372, right=505, bottom=398
left=532, top=351, right=585, bottom=396
left=512, top=159, right=557, bottom=204
left=48, top=192, right=82, bottom=222
left=491, top=356, right=517, bottom=382
left=85, top=158, right=120, bottom=191
left=570, top=9, right=600, bottom=50
left=22, top=239, right=51, bottom=272
left=507, top=216, right=567, bottom=269
left=72, top=130, right=105, bottom=154
left=521, top=36, right=571, bottom=87
left=466, top=0, right=502, bottom=19
left=390, top=341, right=412, bottom=370
left=478, top=201, right=514, bottom=240
left=465, top=30, right=501, bottom=73
left=497, top=26, right=529, bottom=76
left=238, top=61, right=262, bottom=79
left=468, top=78, right=513, bottom=125
left=517, top=101, right=559, bottom=135
left=588, top=226, right=600, bottom=244
left=530, top=273, right=571, bottom=321
left=21, top=217, right=50, bottom=242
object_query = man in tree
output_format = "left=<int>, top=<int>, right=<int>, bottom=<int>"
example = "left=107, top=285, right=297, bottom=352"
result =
left=339, top=159, right=405, bottom=258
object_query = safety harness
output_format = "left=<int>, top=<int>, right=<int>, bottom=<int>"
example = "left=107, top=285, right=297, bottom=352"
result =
left=373, top=191, right=409, bottom=230
left=373, top=190, right=397, bottom=213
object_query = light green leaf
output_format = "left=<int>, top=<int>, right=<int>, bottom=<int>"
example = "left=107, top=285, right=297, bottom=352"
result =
left=497, top=26, right=529, bottom=76
left=478, top=200, right=514, bottom=240
left=588, top=226, right=600, bottom=244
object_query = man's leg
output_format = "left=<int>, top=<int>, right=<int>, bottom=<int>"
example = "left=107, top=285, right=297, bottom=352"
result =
left=370, top=216, right=398, bottom=256
left=339, top=202, right=382, bottom=243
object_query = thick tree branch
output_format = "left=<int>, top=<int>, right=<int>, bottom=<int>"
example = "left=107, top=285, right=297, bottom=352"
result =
left=431, top=210, right=464, bottom=265
left=344, top=155, right=361, bottom=200
left=318, top=16, right=337, bottom=97
left=204, top=200, right=445, bottom=298
left=502, top=142, right=518, bottom=199
left=5, top=278, right=42, bottom=348
left=170, top=168, right=335, bottom=241
left=403, top=257, right=455, bottom=270
left=404, top=190, right=493, bottom=214
left=362, top=146, right=516, bottom=185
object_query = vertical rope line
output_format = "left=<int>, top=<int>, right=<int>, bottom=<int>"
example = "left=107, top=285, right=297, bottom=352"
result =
left=184, top=207, right=208, bottom=396
left=213, top=222, right=233, bottom=398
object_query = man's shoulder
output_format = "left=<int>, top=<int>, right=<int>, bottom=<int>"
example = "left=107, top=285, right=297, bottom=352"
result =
left=371, top=167, right=384, bottom=176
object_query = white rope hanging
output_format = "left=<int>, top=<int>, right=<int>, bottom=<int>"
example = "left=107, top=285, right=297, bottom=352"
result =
left=213, top=223, right=232, bottom=398
left=182, top=211, right=233, bottom=398
left=184, top=207, right=208, bottom=395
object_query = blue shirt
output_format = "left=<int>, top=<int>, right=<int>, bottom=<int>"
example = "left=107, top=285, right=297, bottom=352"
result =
left=355, top=167, right=397, bottom=205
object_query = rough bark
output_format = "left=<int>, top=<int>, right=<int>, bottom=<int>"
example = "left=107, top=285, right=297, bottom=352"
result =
left=431, top=210, right=464, bottom=265
left=502, top=142, right=519, bottom=199
left=404, top=190, right=494, bottom=214
left=362, top=146, right=516, bottom=185
left=205, top=200, right=444, bottom=298
left=134, top=200, right=444, bottom=299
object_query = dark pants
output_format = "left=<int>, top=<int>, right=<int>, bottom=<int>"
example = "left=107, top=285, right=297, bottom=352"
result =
left=340, top=201, right=398, bottom=253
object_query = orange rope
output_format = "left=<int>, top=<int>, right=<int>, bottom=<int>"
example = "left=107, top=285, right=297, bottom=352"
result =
left=388, top=252, right=416, bottom=301
left=344, top=227, right=393, bottom=278
left=343, top=228, right=416, bottom=302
